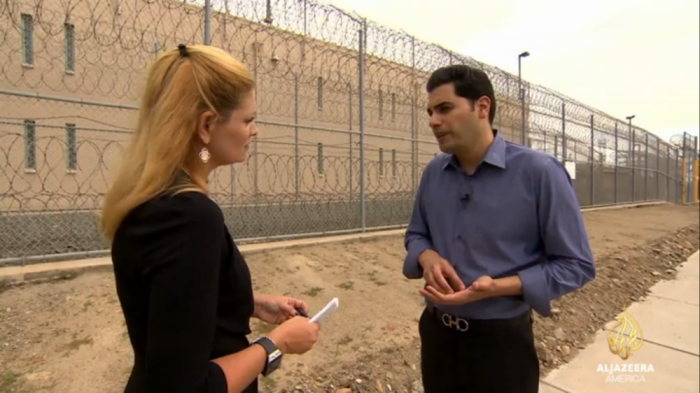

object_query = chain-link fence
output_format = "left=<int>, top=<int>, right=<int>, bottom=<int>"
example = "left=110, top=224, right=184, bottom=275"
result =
left=0, top=0, right=697, bottom=266
left=671, top=132, right=700, bottom=205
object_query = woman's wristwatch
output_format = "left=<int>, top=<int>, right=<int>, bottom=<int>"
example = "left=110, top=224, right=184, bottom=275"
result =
left=252, top=336, right=283, bottom=376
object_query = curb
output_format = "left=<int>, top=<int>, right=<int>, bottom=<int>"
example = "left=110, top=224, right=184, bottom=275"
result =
left=0, top=201, right=670, bottom=289
left=0, top=229, right=405, bottom=289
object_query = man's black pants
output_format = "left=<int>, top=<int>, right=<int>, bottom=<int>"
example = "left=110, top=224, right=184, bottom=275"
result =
left=419, top=305, right=540, bottom=393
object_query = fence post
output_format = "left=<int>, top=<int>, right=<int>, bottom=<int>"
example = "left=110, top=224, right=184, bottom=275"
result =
left=676, top=148, right=681, bottom=204
left=252, top=43, right=260, bottom=200
left=348, top=84, right=353, bottom=201
left=410, top=36, right=417, bottom=194
left=561, top=109, right=567, bottom=163
left=656, top=136, right=660, bottom=200
left=294, top=74, right=300, bottom=196
left=690, top=136, right=700, bottom=203
left=561, top=102, right=566, bottom=161
left=358, top=19, right=367, bottom=231
left=204, top=0, right=211, bottom=45
left=521, top=80, right=527, bottom=146
left=667, top=144, right=671, bottom=202
left=589, top=115, right=595, bottom=205
left=644, top=133, right=649, bottom=200
left=682, top=132, right=688, bottom=204
left=614, top=122, right=618, bottom=204
left=631, top=128, right=636, bottom=201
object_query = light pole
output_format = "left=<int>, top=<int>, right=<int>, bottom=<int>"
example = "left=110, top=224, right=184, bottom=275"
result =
left=626, top=115, right=636, bottom=199
left=518, top=51, right=530, bottom=146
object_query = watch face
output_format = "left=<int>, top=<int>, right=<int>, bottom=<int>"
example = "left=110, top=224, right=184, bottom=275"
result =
left=266, top=348, right=283, bottom=375
left=269, top=348, right=282, bottom=363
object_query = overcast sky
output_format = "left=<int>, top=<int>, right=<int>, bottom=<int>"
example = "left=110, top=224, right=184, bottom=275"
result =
left=319, top=0, right=699, bottom=143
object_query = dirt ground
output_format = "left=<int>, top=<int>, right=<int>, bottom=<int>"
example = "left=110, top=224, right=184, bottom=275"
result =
left=0, top=204, right=698, bottom=393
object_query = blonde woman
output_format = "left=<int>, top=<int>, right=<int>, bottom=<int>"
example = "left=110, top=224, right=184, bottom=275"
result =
left=101, top=44, right=320, bottom=393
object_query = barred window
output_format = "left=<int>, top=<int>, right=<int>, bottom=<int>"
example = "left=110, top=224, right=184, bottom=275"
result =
left=66, top=123, right=77, bottom=171
left=24, top=120, right=36, bottom=170
left=21, top=14, right=34, bottom=65
left=65, top=23, right=75, bottom=72
left=317, top=77, right=324, bottom=110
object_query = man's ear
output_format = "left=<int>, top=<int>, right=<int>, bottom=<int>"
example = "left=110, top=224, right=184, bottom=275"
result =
left=476, top=96, right=491, bottom=120
left=197, top=110, right=217, bottom=145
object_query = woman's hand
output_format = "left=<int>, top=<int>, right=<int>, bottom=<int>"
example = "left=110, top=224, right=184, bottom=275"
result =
left=253, top=294, right=308, bottom=325
left=268, top=316, right=321, bottom=355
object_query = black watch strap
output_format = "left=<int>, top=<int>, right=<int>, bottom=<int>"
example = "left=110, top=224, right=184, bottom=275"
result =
left=253, top=336, right=283, bottom=376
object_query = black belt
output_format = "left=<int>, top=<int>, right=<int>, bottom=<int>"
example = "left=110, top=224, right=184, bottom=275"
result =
left=426, top=304, right=532, bottom=333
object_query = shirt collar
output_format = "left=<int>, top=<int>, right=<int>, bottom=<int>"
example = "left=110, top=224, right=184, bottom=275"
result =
left=443, top=129, right=507, bottom=170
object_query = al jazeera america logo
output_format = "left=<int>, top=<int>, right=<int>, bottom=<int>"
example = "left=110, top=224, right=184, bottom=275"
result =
left=597, top=310, right=655, bottom=383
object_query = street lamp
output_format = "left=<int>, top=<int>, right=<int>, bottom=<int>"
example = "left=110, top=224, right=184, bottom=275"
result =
left=626, top=115, right=635, bottom=152
left=518, top=51, right=530, bottom=146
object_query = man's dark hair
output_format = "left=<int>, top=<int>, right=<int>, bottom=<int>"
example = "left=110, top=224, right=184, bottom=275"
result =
left=426, top=64, right=497, bottom=124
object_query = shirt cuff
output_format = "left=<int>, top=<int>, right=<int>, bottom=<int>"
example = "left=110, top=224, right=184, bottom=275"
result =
left=518, top=264, right=552, bottom=317
left=403, top=240, right=432, bottom=279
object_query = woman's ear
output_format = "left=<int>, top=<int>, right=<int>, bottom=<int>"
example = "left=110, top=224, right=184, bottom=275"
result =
left=197, top=110, right=216, bottom=145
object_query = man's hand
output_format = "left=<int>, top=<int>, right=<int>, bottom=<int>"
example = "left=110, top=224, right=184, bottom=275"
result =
left=419, top=275, right=496, bottom=305
left=419, top=250, right=465, bottom=294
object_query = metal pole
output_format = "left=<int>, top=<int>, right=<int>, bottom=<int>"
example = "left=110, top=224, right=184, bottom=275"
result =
left=303, top=0, right=307, bottom=35
left=358, top=20, right=366, bottom=231
left=614, top=122, right=618, bottom=204
left=630, top=125, right=635, bottom=201
left=561, top=102, right=566, bottom=157
left=152, top=31, right=159, bottom=58
left=644, top=133, right=649, bottom=200
left=656, top=136, right=660, bottom=200
left=518, top=58, right=525, bottom=145
left=682, top=132, right=688, bottom=204
left=264, top=0, right=273, bottom=24
left=348, top=84, right=353, bottom=201
left=667, top=144, right=671, bottom=202
left=561, top=109, right=567, bottom=162
left=204, top=0, right=211, bottom=45
left=676, top=148, right=681, bottom=203
left=294, top=74, right=300, bottom=196
left=230, top=166, right=236, bottom=205
left=589, top=115, right=595, bottom=205
left=411, top=36, right=417, bottom=193
left=690, top=136, right=699, bottom=203
left=690, top=136, right=698, bottom=203
left=252, top=45, right=259, bottom=199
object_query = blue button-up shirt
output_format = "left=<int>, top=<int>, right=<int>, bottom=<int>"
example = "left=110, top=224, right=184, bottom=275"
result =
left=403, top=131, right=596, bottom=319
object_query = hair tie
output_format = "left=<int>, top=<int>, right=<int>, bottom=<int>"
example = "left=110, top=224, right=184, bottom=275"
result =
left=177, top=44, right=189, bottom=57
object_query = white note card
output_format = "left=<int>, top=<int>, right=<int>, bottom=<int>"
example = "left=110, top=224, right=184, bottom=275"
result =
left=309, top=297, right=339, bottom=323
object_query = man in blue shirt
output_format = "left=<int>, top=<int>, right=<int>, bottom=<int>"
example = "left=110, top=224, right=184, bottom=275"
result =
left=403, top=65, right=596, bottom=393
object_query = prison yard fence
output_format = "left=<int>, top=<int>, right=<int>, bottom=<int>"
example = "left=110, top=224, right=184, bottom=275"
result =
left=1, top=0, right=699, bottom=266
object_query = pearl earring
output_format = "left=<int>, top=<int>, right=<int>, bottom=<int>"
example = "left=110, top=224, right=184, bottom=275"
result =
left=199, top=147, right=211, bottom=164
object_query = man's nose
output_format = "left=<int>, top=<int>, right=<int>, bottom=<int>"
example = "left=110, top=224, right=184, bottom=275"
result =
left=428, top=115, right=440, bottom=130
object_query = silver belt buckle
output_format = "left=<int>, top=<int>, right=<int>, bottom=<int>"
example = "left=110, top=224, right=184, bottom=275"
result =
left=441, top=312, right=469, bottom=332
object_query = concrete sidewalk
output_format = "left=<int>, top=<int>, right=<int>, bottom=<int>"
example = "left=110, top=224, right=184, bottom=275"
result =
left=540, top=250, right=700, bottom=393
